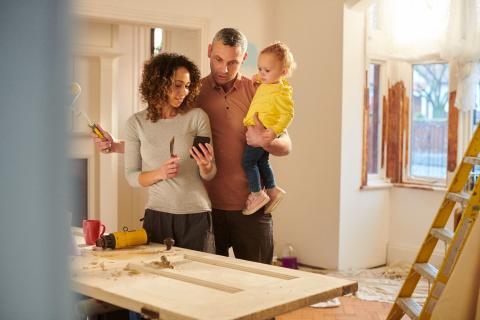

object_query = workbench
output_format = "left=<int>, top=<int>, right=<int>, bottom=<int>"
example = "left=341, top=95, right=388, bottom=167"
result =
left=71, top=242, right=357, bottom=320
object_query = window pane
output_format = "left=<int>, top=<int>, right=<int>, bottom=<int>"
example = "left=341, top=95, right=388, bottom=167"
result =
left=469, top=75, right=480, bottom=191
left=473, top=79, right=480, bottom=126
left=368, top=63, right=381, bottom=174
left=410, top=63, right=449, bottom=180
left=151, top=28, right=163, bottom=56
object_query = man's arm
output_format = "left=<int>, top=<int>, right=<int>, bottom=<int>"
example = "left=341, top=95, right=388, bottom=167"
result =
left=245, top=113, right=292, bottom=156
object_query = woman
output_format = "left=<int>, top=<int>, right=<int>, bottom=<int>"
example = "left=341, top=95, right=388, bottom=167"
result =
left=125, top=52, right=216, bottom=251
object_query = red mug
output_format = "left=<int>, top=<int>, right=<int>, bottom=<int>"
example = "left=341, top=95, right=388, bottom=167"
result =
left=82, top=219, right=106, bottom=245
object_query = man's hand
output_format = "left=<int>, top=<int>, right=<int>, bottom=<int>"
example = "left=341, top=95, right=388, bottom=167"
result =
left=245, top=113, right=292, bottom=156
left=245, top=113, right=271, bottom=148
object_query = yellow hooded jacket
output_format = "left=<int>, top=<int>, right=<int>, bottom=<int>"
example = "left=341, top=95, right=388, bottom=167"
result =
left=243, top=78, right=294, bottom=135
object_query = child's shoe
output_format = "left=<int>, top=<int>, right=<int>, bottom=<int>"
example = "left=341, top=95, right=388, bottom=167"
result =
left=264, top=187, right=286, bottom=214
left=242, top=191, right=270, bottom=215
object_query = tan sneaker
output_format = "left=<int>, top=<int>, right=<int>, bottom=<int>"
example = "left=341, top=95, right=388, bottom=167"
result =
left=264, top=187, right=286, bottom=214
left=242, top=191, right=270, bottom=215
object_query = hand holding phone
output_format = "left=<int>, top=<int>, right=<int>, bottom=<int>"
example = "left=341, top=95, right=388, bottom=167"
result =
left=190, top=136, right=211, bottom=158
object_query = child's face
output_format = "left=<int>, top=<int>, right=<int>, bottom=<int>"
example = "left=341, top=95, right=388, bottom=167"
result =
left=257, top=53, right=286, bottom=84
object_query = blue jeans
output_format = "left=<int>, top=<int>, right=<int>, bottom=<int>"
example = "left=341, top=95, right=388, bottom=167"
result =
left=242, top=145, right=275, bottom=192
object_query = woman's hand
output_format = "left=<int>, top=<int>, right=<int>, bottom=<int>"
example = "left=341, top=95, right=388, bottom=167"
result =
left=138, top=156, right=179, bottom=187
left=90, top=124, right=125, bottom=154
left=158, top=156, right=180, bottom=180
left=190, top=143, right=216, bottom=180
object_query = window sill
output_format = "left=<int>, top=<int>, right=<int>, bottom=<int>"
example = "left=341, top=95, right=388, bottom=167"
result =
left=393, top=182, right=447, bottom=192
left=360, top=180, right=448, bottom=192
left=360, top=180, right=393, bottom=190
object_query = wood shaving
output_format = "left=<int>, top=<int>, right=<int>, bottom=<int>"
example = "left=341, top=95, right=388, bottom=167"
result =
left=147, top=255, right=174, bottom=269
left=123, top=266, right=141, bottom=276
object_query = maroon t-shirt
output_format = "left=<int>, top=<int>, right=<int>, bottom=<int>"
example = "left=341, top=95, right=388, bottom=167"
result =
left=196, top=74, right=256, bottom=210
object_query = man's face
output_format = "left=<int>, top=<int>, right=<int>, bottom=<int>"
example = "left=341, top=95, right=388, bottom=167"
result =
left=208, top=41, right=247, bottom=85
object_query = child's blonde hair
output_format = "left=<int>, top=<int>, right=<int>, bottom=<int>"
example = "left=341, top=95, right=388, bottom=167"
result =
left=261, top=41, right=296, bottom=77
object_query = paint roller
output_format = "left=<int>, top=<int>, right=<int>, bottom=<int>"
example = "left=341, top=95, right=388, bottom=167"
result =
left=70, top=82, right=111, bottom=152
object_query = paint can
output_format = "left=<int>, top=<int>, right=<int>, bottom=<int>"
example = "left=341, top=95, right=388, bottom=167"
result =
left=281, top=243, right=298, bottom=269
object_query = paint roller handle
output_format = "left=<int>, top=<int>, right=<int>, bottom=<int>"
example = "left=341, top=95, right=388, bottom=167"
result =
left=90, top=123, right=111, bottom=153
left=90, top=123, right=125, bottom=154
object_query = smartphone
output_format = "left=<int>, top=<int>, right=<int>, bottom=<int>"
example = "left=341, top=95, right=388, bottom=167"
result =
left=190, top=135, right=211, bottom=158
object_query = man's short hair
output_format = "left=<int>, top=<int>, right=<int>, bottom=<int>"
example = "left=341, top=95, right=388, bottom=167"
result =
left=212, top=28, right=248, bottom=53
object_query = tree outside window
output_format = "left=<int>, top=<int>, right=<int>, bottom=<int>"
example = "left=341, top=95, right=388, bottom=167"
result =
left=410, top=63, right=449, bottom=180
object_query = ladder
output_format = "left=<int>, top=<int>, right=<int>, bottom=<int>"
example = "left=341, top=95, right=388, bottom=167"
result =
left=387, top=124, right=480, bottom=320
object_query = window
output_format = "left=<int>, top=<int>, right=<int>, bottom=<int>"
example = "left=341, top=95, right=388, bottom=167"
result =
left=473, top=79, right=480, bottom=126
left=368, top=63, right=381, bottom=175
left=468, top=77, right=480, bottom=191
left=151, top=28, right=164, bottom=56
left=409, top=63, right=449, bottom=181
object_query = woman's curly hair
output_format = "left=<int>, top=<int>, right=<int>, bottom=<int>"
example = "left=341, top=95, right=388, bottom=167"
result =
left=139, top=52, right=201, bottom=122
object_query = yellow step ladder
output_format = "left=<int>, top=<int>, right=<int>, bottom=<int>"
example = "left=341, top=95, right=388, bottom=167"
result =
left=387, top=124, right=480, bottom=320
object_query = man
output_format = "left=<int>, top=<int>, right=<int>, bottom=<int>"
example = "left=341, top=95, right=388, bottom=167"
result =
left=93, top=28, right=292, bottom=265
left=197, top=28, right=291, bottom=264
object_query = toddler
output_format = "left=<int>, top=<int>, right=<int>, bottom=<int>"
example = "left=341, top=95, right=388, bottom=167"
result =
left=242, top=41, right=296, bottom=215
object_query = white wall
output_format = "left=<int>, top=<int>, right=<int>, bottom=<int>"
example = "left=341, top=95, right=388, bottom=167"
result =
left=388, top=188, right=451, bottom=267
left=339, top=7, right=390, bottom=269
left=268, top=0, right=344, bottom=269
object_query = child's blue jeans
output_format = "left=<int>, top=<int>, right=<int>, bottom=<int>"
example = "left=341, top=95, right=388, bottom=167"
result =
left=242, top=145, right=276, bottom=192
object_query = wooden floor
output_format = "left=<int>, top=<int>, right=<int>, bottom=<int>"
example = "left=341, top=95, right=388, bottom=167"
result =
left=278, top=296, right=408, bottom=320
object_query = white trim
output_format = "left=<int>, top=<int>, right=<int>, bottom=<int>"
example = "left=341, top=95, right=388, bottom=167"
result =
left=131, top=25, right=150, bottom=113
left=73, top=46, right=123, bottom=58
left=73, top=0, right=210, bottom=74
left=361, top=179, right=393, bottom=190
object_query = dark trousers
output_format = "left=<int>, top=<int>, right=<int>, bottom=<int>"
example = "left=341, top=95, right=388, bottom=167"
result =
left=142, top=209, right=209, bottom=252
left=212, top=208, right=274, bottom=264
left=242, top=145, right=276, bottom=193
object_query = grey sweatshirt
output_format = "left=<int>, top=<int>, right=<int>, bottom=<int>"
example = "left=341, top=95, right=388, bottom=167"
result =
left=125, top=108, right=213, bottom=214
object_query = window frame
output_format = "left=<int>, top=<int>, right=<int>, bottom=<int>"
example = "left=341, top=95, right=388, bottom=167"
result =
left=402, top=61, right=450, bottom=187
left=366, top=60, right=387, bottom=183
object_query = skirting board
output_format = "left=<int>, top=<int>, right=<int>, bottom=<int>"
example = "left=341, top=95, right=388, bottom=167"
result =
left=387, top=243, right=446, bottom=268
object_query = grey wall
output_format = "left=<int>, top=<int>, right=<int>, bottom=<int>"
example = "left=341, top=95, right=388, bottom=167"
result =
left=0, top=1, right=72, bottom=318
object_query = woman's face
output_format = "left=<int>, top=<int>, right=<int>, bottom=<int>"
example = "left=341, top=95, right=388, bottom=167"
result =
left=167, top=67, right=191, bottom=108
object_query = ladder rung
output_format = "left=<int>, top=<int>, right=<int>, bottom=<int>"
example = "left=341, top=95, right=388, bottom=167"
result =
left=413, top=263, right=438, bottom=282
left=397, top=298, right=421, bottom=320
left=463, top=156, right=480, bottom=165
left=431, top=228, right=454, bottom=244
left=446, top=192, right=470, bottom=205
